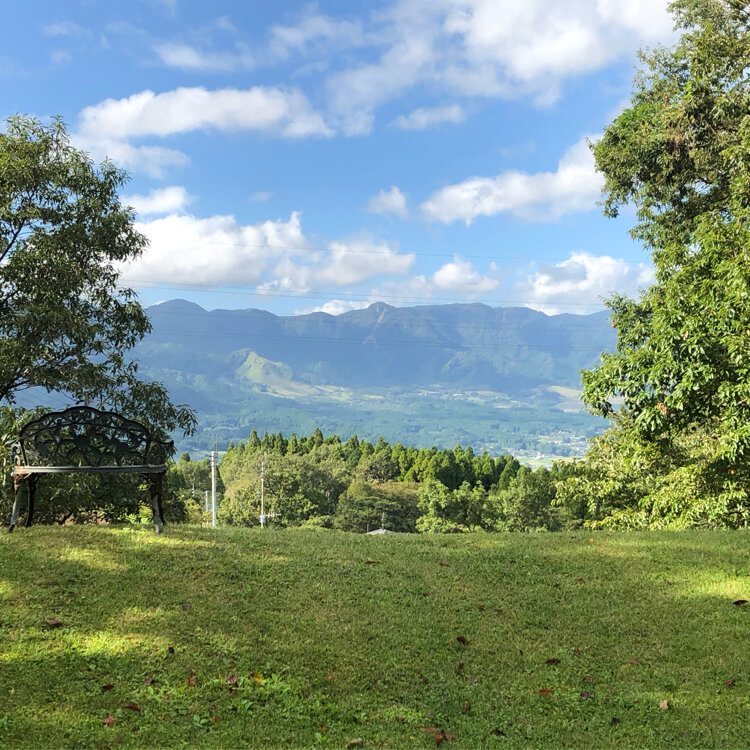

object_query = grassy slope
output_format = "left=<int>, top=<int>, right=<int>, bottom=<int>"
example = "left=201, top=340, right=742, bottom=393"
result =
left=1, top=526, right=749, bottom=749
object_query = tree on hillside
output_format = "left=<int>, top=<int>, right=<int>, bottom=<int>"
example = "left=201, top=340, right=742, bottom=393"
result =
left=579, top=0, right=750, bottom=525
left=0, top=115, right=194, bottom=434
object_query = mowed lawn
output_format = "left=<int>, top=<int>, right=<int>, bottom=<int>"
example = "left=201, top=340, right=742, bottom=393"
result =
left=1, top=526, right=749, bottom=749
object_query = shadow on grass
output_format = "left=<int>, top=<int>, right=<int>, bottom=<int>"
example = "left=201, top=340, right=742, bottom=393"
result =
left=1, top=526, right=749, bottom=748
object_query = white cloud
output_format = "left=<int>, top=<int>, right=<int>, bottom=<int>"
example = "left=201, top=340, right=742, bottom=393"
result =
left=50, top=51, right=72, bottom=65
left=300, top=299, right=372, bottom=315
left=317, top=237, right=415, bottom=286
left=43, top=21, right=88, bottom=37
left=515, top=251, right=653, bottom=313
left=392, top=104, right=466, bottom=130
left=367, top=186, right=408, bottom=218
left=155, top=42, right=254, bottom=71
left=125, top=186, right=192, bottom=216
left=431, top=256, right=499, bottom=293
left=122, top=212, right=307, bottom=287
left=321, top=0, right=672, bottom=131
left=250, top=191, right=273, bottom=203
left=421, top=136, right=602, bottom=223
left=78, top=86, right=332, bottom=141
left=120, top=209, right=413, bottom=295
left=373, top=256, right=500, bottom=301
left=75, top=86, right=332, bottom=175
left=269, top=12, right=364, bottom=60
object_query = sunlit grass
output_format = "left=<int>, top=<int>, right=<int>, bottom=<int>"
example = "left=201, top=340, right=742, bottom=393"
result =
left=1, top=526, right=749, bottom=748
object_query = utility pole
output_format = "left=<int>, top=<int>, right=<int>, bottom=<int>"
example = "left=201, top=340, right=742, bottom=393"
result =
left=210, top=446, right=218, bottom=528
left=205, top=490, right=209, bottom=512
left=260, top=458, right=265, bottom=528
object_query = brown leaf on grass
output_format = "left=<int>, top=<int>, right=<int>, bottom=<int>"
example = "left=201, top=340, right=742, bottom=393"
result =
left=121, top=703, right=141, bottom=712
left=610, top=717, right=620, bottom=726
left=545, top=658, right=560, bottom=665
left=225, top=674, right=238, bottom=686
left=251, top=672, right=264, bottom=684
left=364, top=560, right=377, bottom=565
left=628, top=659, right=642, bottom=665
left=439, top=562, right=449, bottom=567
left=395, top=716, right=405, bottom=723
left=44, top=617, right=63, bottom=628
left=538, top=688, right=554, bottom=697
left=181, top=603, right=191, bottom=611
left=318, top=723, right=327, bottom=732
left=733, top=600, right=748, bottom=606
left=579, top=691, right=594, bottom=699
left=435, top=729, right=453, bottom=746
left=725, top=679, right=736, bottom=687
left=659, top=700, right=669, bottom=711
left=456, top=636, right=470, bottom=646
left=575, top=577, right=585, bottom=584
left=100, top=684, right=114, bottom=692
left=478, top=605, right=485, bottom=611
left=103, top=715, right=115, bottom=727
left=345, top=740, right=364, bottom=749
left=491, top=728, right=506, bottom=737
left=455, top=662, right=464, bottom=675
left=167, top=646, right=175, bottom=654
left=144, top=676, right=155, bottom=686
left=573, top=648, right=583, bottom=656
left=187, top=676, right=197, bottom=687
left=463, top=701, right=471, bottom=713
left=420, top=727, right=440, bottom=734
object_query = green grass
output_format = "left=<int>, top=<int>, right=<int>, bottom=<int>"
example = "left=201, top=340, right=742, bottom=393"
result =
left=1, top=526, right=749, bottom=749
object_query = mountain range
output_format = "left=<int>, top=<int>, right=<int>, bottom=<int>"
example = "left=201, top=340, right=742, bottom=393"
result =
left=132, top=300, right=616, bottom=460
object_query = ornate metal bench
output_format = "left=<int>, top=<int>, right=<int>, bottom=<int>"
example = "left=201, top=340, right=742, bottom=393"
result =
left=9, top=406, right=173, bottom=533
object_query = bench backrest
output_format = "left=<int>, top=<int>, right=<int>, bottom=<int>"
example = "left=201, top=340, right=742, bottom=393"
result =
left=13, top=406, right=173, bottom=468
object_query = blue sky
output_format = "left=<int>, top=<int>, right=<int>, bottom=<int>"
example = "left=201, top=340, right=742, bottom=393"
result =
left=1, top=0, right=675, bottom=316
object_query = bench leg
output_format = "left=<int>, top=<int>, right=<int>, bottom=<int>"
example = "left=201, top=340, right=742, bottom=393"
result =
left=147, top=473, right=165, bottom=534
left=24, top=476, right=38, bottom=528
left=8, top=475, right=26, bottom=533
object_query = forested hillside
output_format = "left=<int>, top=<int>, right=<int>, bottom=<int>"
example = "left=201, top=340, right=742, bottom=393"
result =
left=133, top=301, right=614, bottom=457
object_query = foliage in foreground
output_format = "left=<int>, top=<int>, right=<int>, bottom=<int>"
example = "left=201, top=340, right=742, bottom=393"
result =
left=1, top=525, right=749, bottom=749
left=0, top=115, right=195, bottom=435
left=579, top=0, right=750, bottom=527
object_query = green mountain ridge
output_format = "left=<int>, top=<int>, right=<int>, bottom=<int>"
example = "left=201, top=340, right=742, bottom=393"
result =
left=129, top=300, right=616, bottom=457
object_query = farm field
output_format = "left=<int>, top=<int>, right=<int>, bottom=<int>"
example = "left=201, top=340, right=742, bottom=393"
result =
left=1, top=526, right=749, bottom=749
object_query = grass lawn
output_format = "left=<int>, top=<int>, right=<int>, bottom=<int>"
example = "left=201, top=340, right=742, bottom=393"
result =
left=1, top=525, right=749, bottom=749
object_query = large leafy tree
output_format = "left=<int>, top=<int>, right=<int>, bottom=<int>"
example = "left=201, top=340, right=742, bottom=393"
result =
left=0, top=115, right=194, bottom=434
left=580, top=0, right=750, bottom=525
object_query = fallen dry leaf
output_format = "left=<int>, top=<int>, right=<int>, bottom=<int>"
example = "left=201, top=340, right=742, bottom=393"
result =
left=103, top=715, right=115, bottom=727
left=439, top=562, right=449, bottom=567
left=573, top=648, right=583, bottom=656
left=628, top=659, right=642, bottom=665
left=364, top=560, right=377, bottom=565
left=659, top=700, right=669, bottom=711
left=121, top=702, right=141, bottom=712
left=395, top=716, right=405, bottom=723
left=456, top=636, right=470, bottom=646
left=318, top=723, right=327, bottom=732
left=455, top=662, right=464, bottom=675
left=579, top=691, right=594, bottom=699
left=545, top=658, right=561, bottom=665
left=181, top=603, right=191, bottom=611
left=44, top=617, right=63, bottom=628
left=251, top=672, right=264, bottom=683
left=725, top=679, right=736, bottom=687
left=538, top=688, right=554, bottom=697
left=610, top=717, right=620, bottom=726
left=100, top=684, right=114, bottom=692
left=144, top=676, right=155, bottom=686
left=187, top=676, right=197, bottom=688
left=345, top=740, right=364, bottom=749
left=225, top=674, right=238, bottom=686
left=733, top=599, right=748, bottom=606
left=491, top=728, right=506, bottom=737
left=167, top=646, right=175, bottom=654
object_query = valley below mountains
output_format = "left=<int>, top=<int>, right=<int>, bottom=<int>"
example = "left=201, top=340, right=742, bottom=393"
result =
left=131, top=300, right=617, bottom=461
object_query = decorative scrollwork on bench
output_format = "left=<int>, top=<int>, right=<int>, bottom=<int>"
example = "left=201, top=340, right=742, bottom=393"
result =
left=8, top=406, right=174, bottom=534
